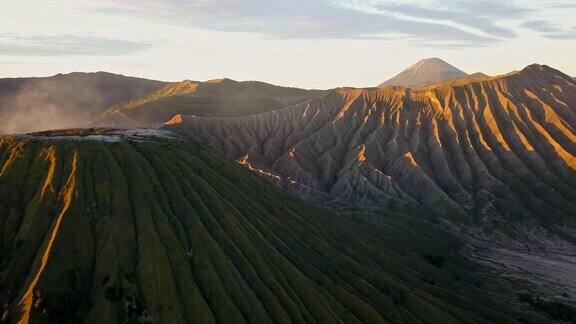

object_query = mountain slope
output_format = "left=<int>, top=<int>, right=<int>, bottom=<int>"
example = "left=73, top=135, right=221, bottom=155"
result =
left=0, top=130, right=535, bottom=323
left=469, top=72, right=490, bottom=79
left=0, top=72, right=166, bottom=134
left=165, top=64, right=576, bottom=297
left=379, top=58, right=468, bottom=88
left=167, top=64, right=576, bottom=224
left=91, top=78, right=327, bottom=128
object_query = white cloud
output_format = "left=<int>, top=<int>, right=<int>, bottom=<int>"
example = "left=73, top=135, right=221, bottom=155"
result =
left=0, top=34, right=153, bottom=57
left=521, top=20, right=576, bottom=40
left=90, top=0, right=527, bottom=47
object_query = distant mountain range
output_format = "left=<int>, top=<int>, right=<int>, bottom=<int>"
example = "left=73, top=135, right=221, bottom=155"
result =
left=0, top=59, right=568, bottom=134
left=90, top=78, right=327, bottom=128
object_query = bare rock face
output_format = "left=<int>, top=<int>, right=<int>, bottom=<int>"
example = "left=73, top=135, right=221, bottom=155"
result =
left=379, top=57, right=469, bottom=88
left=165, top=64, right=576, bottom=251
left=91, top=78, right=327, bottom=128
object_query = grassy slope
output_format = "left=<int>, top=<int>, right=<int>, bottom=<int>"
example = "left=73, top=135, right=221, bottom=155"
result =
left=0, top=134, right=539, bottom=323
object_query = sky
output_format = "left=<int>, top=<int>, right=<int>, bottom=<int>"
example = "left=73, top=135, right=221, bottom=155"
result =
left=1, top=0, right=575, bottom=89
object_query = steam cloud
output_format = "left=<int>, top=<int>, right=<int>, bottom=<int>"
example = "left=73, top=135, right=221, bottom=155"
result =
left=0, top=80, right=103, bottom=134
left=0, top=73, right=164, bottom=134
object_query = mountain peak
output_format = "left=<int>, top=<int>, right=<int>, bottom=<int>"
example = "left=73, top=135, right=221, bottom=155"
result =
left=206, top=77, right=237, bottom=84
left=379, top=57, right=468, bottom=88
left=504, top=63, right=576, bottom=85
left=412, top=57, right=450, bottom=66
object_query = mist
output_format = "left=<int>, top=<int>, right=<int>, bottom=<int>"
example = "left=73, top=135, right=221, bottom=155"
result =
left=0, top=72, right=164, bottom=134
left=0, top=78, right=104, bottom=134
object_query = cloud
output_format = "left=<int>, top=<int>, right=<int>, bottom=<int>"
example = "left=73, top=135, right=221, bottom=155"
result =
left=548, top=2, right=576, bottom=9
left=375, top=0, right=532, bottom=38
left=521, top=20, right=576, bottom=40
left=90, top=0, right=534, bottom=47
left=521, top=20, right=559, bottom=33
left=0, top=34, right=153, bottom=57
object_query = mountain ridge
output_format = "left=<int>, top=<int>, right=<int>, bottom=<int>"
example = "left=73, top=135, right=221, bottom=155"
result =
left=90, top=78, right=328, bottom=128
left=164, top=63, right=576, bottom=299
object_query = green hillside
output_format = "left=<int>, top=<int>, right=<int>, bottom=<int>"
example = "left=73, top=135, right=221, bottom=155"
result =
left=0, top=130, right=540, bottom=323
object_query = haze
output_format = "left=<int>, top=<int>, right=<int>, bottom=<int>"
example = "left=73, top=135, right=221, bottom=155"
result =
left=1, top=0, right=575, bottom=88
